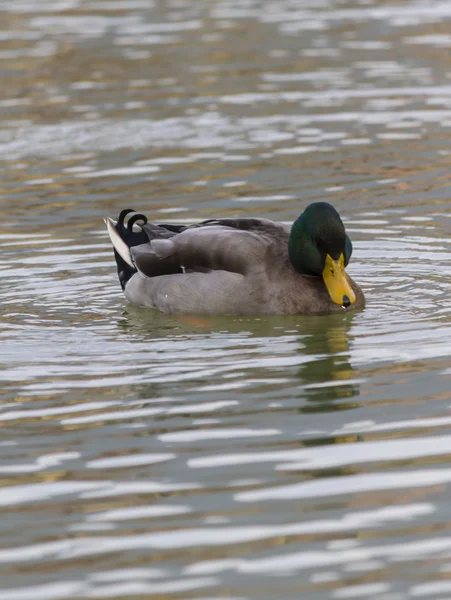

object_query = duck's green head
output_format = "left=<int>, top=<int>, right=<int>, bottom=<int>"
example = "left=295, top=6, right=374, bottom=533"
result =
left=288, top=202, right=356, bottom=308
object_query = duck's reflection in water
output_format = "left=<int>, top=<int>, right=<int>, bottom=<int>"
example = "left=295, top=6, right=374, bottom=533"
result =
left=296, top=314, right=361, bottom=412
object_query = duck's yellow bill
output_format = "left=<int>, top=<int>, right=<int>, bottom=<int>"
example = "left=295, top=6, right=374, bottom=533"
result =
left=322, top=253, right=356, bottom=307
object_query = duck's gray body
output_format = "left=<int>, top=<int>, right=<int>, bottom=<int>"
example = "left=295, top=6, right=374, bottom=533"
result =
left=107, top=214, right=365, bottom=316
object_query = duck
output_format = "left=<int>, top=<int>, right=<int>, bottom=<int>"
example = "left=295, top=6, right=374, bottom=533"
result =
left=105, top=202, right=365, bottom=315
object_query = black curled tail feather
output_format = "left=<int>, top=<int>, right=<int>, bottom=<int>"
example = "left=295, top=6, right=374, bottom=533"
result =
left=111, top=209, right=149, bottom=290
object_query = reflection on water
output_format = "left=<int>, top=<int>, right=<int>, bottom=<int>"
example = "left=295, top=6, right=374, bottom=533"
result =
left=296, top=316, right=361, bottom=409
left=3, top=0, right=451, bottom=599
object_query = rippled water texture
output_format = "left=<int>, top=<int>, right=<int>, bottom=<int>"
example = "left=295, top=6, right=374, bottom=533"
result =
left=3, top=0, right=451, bottom=598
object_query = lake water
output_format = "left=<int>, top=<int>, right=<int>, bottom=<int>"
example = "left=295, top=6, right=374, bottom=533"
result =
left=2, top=0, right=451, bottom=598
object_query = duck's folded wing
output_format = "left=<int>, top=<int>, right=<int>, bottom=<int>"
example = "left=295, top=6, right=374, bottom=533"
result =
left=131, top=225, right=275, bottom=278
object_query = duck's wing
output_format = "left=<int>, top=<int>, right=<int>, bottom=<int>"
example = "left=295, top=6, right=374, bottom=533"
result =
left=132, top=218, right=289, bottom=279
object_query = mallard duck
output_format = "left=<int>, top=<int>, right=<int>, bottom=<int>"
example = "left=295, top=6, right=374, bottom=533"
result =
left=105, top=202, right=364, bottom=315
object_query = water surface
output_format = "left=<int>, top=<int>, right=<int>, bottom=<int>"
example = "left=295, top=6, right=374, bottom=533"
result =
left=2, top=0, right=451, bottom=598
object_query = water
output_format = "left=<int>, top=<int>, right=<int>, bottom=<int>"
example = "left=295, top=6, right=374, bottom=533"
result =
left=2, top=0, right=451, bottom=598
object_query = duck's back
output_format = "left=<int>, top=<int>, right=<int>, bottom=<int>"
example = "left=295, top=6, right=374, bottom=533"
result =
left=133, top=217, right=290, bottom=279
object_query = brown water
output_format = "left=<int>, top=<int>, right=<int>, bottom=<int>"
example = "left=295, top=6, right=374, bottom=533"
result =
left=2, top=1, right=451, bottom=598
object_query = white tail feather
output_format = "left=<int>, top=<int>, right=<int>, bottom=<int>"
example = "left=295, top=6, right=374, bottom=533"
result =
left=105, top=217, right=134, bottom=268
